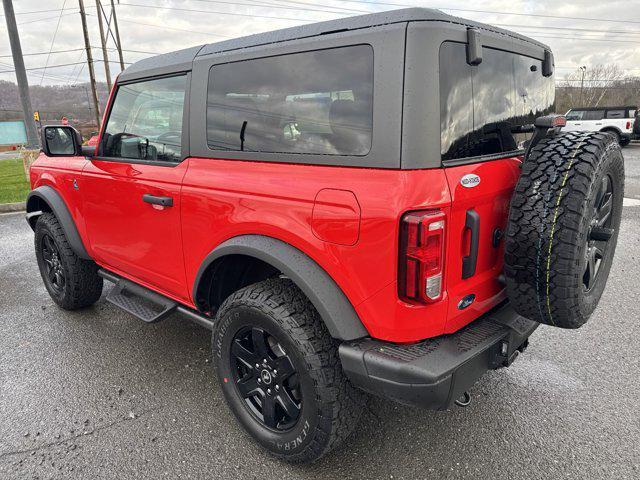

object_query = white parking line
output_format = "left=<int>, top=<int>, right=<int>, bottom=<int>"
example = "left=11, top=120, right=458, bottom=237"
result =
left=623, top=198, right=640, bottom=207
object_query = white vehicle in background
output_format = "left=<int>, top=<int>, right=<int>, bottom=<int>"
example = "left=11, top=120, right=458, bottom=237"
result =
left=564, top=106, right=636, bottom=147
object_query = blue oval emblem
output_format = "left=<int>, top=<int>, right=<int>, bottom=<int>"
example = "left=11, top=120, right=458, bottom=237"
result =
left=458, top=294, right=476, bottom=310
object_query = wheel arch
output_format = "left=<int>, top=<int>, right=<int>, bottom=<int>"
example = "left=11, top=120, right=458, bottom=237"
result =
left=26, top=186, right=91, bottom=260
left=193, top=235, right=369, bottom=341
left=600, top=126, right=622, bottom=137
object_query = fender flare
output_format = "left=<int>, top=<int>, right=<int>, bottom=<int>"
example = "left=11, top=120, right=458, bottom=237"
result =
left=26, top=186, right=92, bottom=260
left=193, top=235, right=369, bottom=341
left=600, top=126, right=622, bottom=136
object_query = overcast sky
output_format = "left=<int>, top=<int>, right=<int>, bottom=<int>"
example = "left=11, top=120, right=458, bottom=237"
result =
left=1, top=0, right=640, bottom=87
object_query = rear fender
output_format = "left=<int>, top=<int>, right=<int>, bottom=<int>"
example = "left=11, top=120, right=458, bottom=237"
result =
left=193, top=235, right=369, bottom=341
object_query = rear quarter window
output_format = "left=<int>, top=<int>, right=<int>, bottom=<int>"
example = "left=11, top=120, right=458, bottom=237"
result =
left=206, top=45, right=374, bottom=156
left=606, top=110, right=625, bottom=119
left=440, top=42, right=555, bottom=162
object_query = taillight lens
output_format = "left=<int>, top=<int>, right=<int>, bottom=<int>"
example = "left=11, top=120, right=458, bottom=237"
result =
left=626, top=121, right=631, bottom=130
left=399, top=210, right=446, bottom=303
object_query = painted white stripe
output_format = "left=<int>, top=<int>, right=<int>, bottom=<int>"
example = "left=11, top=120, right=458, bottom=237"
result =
left=623, top=198, right=640, bottom=207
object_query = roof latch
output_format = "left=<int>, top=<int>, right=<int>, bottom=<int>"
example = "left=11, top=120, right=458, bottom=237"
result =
left=542, top=49, right=554, bottom=77
left=466, top=28, right=482, bottom=66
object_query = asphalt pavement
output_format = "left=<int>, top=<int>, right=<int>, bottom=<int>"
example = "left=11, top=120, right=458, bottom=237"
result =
left=1, top=145, right=639, bottom=479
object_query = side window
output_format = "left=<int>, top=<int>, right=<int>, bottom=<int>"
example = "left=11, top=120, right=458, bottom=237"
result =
left=584, top=110, right=604, bottom=121
left=101, top=75, right=187, bottom=163
left=206, top=45, right=374, bottom=156
left=566, top=110, right=584, bottom=121
left=606, top=109, right=625, bottom=119
left=439, top=42, right=554, bottom=161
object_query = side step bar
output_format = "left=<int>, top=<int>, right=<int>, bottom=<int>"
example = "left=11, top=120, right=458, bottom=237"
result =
left=98, top=269, right=214, bottom=330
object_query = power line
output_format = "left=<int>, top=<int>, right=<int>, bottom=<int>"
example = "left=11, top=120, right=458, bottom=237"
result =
left=189, top=0, right=363, bottom=15
left=117, top=2, right=320, bottom=22
left=263, top=0, right=366, bottom=14
left=16, top=11, right=78, bottom=26
left=0, top=60, right=130, bottom=75
left=0, top=48, right=85, bottom=58
left=524, top=33, right=640, bottom=45
left=496, top=23, right=640, bottom=37
left=40, top=0, right=68, bottom=85
left=103, top=14, right=233, bottom=37
left=335, top=0, right=640, bottom=26
left=0, top=5, right=96, bottom=16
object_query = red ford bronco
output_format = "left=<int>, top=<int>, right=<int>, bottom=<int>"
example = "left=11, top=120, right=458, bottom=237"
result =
left=27, top=9, right=624, bottom=463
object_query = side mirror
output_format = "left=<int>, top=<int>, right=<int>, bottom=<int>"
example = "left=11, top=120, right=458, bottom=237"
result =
left=41, top=125, right=82, bottom=157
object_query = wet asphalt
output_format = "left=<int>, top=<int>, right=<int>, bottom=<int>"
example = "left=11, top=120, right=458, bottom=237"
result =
left=1, top=145, right=639, bottom=480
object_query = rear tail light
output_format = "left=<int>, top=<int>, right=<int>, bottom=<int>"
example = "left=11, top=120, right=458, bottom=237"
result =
left=626, top=121, right=631, bottom=130
left=399, top=210, right=446, bottom=303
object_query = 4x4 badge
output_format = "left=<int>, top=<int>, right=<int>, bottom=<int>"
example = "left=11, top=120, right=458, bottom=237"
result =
left=461, top=174, right=481, bottom=188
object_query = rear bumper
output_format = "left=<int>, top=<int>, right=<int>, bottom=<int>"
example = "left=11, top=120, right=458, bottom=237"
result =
left=339, top=302, right=538, bottom=410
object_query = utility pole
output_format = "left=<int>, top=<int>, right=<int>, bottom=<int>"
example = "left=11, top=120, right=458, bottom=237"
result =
left=95, top=0, right=112, bottom=91
left=110, top=0, right=125, bottom=71
left=2, top=0, right=40, bottom=148
left=78, top=0, right=101, bottom=129
left=579, top=65, right=587, bottom=107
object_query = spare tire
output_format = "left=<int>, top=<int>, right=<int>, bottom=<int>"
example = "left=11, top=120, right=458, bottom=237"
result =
left=504, top=131, right=624, bottom=328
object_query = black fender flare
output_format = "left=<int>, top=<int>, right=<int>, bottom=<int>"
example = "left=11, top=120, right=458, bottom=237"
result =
left=193, top=235, right=369, bottom=341
left=26, top=186, right=92, bottom=260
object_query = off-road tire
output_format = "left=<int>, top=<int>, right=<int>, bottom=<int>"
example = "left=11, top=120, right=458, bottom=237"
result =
left=212, top=278, right=364, bottom=463
left=505, top=132, right=624, bottom=328
left=35, top=213, right=103, bottom=309
left=603, top=129, right=621, bottom=145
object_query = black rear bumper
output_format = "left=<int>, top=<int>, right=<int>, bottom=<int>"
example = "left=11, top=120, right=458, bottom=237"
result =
left=339, top=303, right=538, bottom=410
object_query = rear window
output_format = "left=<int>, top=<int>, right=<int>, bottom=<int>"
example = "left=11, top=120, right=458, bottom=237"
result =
left=206, top=45, right=374, bottom=156
left=606, top=109, right=625, bottom=119
left=440, top=42, right=555, bottom=162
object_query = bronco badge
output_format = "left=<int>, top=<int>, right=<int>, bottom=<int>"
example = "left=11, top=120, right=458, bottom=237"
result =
left=461, top=174, right=481, bottom=188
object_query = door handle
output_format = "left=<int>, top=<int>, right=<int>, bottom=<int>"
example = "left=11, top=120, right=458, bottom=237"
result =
left=462, top=209, right=480, bottom=279
left=142, top=194, right=173, bottom=207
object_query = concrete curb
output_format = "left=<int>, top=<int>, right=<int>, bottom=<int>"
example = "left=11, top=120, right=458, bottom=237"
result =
left=0, top=202, right=26, bottom=213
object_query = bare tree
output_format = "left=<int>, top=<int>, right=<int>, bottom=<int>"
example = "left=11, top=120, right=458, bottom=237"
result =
left=556, top=64, right=634, bottom=112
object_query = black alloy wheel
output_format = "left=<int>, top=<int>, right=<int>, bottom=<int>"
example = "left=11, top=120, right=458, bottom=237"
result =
left=41, top=233, right=66, bottom=295
left=213, top=278, right=364, bottom=463
left=584, top=174, right=614, bottom=292
left=229, top=326, right=301, bottom=431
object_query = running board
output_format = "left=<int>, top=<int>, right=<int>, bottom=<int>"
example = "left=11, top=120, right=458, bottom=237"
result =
left=106, top=281, right=176, bottom=323
left=98, top=269, right=214, bottom=330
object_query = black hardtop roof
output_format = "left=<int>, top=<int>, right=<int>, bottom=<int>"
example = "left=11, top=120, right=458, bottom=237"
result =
left=119, top=7, right=550, bottom=82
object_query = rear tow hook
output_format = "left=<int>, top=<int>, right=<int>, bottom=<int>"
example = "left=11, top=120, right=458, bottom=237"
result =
left=455, top=391, right=472, bottom=408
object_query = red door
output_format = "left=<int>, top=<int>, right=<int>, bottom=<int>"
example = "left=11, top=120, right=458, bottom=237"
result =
left=82, top=159, right=190, bottom=302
